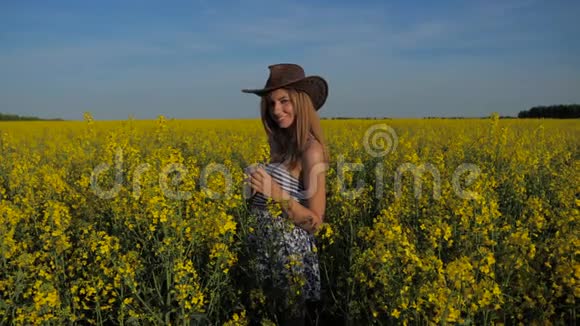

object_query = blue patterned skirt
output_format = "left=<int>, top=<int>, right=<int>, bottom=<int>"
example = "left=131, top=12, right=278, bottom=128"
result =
left=248, top=207, right=321, bottom=305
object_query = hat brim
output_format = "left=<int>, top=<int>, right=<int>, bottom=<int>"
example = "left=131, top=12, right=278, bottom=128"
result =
left=242, top=76, right=328, bottom=111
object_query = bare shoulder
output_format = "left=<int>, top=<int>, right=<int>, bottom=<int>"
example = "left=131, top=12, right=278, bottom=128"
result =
left=303, top=138, right=324, bottom=166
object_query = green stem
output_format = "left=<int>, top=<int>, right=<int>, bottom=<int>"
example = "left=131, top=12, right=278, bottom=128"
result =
left=131, top=286, right=164, bottom=324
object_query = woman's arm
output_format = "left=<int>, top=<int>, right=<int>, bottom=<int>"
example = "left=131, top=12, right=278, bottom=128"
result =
left=249, top=140, right=328, bottom=233
left=272, top=141, right=327, bottom=233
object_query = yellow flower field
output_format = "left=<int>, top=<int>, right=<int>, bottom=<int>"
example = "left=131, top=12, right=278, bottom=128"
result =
left=0, top=114, right=578, bottom=324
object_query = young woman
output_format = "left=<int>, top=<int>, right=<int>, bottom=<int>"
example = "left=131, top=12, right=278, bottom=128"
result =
left=242, top=63, right=329, bottom=325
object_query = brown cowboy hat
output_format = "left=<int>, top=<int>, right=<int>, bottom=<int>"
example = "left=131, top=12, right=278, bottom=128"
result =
left=242, top=63, right=328, bottom=111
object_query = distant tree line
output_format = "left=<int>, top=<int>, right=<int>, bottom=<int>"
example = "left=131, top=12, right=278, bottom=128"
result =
left=0, top=112, right=63, bottom=121
left=322, top=117, right=392, bottom=120
left=518, top=104, right=580, bottom=119
left=423, top=116, right=517, bottom=119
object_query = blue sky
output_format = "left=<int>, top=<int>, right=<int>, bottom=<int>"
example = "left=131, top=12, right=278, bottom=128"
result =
left=1, top=0, right=579, bottom=120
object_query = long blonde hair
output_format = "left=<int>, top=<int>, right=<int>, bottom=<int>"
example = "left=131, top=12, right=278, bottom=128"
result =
left=260, top=88, right=329, bottom=170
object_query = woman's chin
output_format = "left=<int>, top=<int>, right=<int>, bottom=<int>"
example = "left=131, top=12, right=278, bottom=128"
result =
left=278, top=120, right=292, bottom=128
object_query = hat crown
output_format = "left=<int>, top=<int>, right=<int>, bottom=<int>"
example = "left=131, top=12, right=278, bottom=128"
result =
left=265, top=63, right=306, bottom=88
left=242, top=63, right=328, bottom=111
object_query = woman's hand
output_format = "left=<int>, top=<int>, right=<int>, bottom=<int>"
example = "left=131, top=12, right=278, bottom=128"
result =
left=248, top=167, right=284, bottom=201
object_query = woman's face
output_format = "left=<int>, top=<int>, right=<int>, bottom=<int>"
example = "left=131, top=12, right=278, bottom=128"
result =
left=268, top=88, right=295, bottom=129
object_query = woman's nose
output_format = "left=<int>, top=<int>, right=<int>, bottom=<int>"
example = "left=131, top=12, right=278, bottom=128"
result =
left=273, top=101, right=283, bottom=115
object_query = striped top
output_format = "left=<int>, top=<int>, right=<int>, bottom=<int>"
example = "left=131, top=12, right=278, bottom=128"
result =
left=249, top=162, right=306, bottom=211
